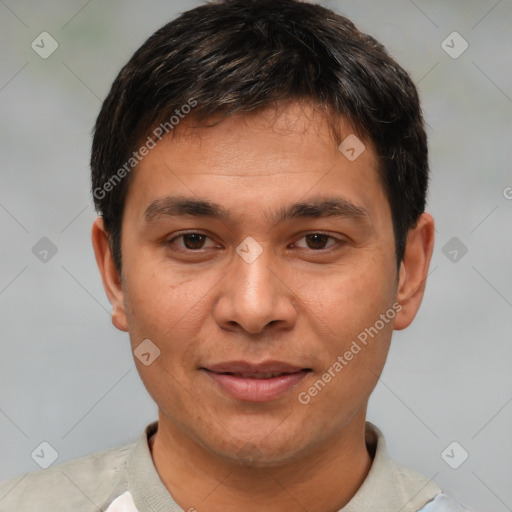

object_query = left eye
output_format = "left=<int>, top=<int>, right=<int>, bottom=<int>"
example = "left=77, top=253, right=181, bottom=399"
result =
left=293, top=233, right=339, bottom=250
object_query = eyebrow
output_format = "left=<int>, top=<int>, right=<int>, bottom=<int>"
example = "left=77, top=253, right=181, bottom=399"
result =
left=144, top=195, right=370, bottom=225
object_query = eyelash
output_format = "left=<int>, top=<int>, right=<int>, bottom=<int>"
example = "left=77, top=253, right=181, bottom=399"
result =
left=165, top=231, right=345, bottom=253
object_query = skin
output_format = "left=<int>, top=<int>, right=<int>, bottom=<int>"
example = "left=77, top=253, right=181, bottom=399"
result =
left=92, top=102, right=434, bottom=512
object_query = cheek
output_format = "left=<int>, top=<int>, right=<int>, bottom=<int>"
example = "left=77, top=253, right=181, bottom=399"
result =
left=320, top=261, right=395, bottom=326
left=309, top=259, right=397, bottom=380
left=125, top=258, right=198, bottom=323
left=124, top=270, right=208, bottom=403
left=301, top=287, right=395, bottom=418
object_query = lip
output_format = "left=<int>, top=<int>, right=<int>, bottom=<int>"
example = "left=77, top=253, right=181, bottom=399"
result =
left=205, top=360, right=306, bottom=374
left=201, top=360, right=311, bottom=402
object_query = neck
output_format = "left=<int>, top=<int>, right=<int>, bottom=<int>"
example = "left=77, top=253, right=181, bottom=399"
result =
left=150, top=410, right=373, bottom=512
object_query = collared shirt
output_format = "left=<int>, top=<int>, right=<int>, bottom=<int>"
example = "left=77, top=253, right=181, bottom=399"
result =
left=0, top=421, right=476, bottom=511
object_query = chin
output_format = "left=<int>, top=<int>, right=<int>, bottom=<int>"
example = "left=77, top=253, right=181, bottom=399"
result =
left=205, top=424, right=315, bottom=468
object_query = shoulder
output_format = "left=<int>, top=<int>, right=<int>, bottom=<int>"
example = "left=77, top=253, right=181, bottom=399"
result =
left=384, top=458, right=479, bottom=512
left=387, top=455, right=439, bottom=491
left=0, top=441, right=134, bottom=512
left=418, top=493, right=481, bottom=512
left=361, top=424, right=478, bottom=512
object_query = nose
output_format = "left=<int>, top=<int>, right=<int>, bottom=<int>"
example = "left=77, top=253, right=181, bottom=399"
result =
left=212, top=243, right=298, bottom=336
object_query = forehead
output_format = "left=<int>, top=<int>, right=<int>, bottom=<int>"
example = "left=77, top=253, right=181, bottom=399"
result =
left=123, top=102, right=387, bottom=224
left=151, top=102, right=364, bottom=164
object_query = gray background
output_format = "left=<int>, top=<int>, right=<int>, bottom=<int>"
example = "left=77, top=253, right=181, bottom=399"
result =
left=1, top=0, right=511, bottom=510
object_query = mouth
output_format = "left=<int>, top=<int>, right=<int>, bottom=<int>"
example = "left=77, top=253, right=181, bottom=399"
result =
left=216, top=371, right=300, bottom=379
left=201, top=361, right=312, bottom=402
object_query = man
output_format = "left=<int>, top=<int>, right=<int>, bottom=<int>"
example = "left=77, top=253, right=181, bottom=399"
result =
left=0, top=0, right=476, bottom=510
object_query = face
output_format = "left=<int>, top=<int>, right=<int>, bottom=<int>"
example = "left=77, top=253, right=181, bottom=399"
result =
left=93, top=102, right=431, bottom=466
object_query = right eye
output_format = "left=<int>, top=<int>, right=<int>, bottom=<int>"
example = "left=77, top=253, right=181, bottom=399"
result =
left=166, top=232, right=217, bottom=251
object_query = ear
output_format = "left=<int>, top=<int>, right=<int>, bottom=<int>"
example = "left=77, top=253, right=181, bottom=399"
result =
left=394, top=213, right=435, bottom=330
left=91, top=217, right=128, bottom=332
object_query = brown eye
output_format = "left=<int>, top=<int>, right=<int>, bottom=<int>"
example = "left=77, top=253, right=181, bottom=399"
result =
left=305, top=234, right=330, bottom=249
left=168, top=233, right=214, bottom=251
left=181, top=233, right=207, bottom=249
left=294, top=233, right=338, bottom=250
